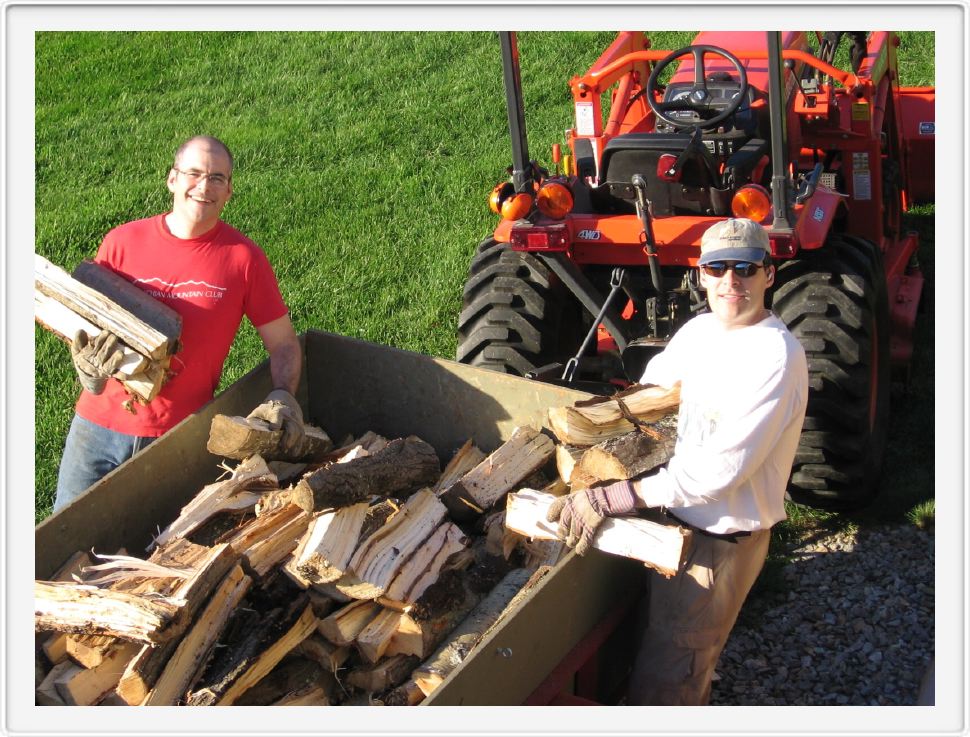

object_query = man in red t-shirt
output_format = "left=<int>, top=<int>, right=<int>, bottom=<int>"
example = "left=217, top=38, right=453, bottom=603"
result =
left=55, top=136, right=304, bottom=511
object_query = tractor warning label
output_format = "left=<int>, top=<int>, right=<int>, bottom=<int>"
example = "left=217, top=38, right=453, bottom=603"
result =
left=852, top=152, right=871, bottom=201
left=575, top=102, right=595, bottom=136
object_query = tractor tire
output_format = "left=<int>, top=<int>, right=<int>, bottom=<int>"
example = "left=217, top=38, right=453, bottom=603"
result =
left=456, top=237, right=576, bottom=376
left=771, top=234, right=891, bottom=510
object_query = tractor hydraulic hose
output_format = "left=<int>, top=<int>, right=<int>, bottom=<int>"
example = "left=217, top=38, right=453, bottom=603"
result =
left=631, top=174, right=667, bottom=312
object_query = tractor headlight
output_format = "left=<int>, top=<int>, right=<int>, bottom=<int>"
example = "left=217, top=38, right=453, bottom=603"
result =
left=489, top=181, right=515, bottom=215
left=500, top=192, right=534, bottom=221
left=731, top=184, right=772, bottom=223
left=536, top=181, right=574, bottom=219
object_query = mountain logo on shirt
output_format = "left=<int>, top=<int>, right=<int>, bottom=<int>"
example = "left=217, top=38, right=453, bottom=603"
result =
left=135, top=277, right=227, bottom=301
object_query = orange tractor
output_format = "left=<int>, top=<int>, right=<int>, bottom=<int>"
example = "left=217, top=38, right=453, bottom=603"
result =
left=456, top=32, right=935, bottom=509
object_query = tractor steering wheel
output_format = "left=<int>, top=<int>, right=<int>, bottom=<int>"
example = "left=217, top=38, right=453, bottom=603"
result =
left=646, top=45, right=749, bottom=131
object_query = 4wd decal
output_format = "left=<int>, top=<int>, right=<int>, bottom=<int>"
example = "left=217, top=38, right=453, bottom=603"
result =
left=577, top=229, right=602, bottom=240
left=919, top=122, right=934, bottom=135
left=813, top=206, right=825, bottom=222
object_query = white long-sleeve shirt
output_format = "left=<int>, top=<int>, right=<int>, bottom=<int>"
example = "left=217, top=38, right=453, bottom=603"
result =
left=634, top=312, right=808, bottom=534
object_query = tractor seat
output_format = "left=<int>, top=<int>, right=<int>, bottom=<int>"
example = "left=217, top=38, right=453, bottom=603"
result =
left=597, top=132, right=741, bottom=217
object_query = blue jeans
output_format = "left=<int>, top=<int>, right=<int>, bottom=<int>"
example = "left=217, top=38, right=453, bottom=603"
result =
left=54, top=414, right=158, bottom=512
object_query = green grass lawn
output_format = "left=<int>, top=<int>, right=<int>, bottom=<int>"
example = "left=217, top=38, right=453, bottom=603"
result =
left=34, top=31, right=934, bottom=524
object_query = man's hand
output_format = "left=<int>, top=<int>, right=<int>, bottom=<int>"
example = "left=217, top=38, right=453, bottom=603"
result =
left=545, top=480, right=638, bottom=556
left=247, top=389, right=305, bottom=453
left=71, top=330, right=124, bottom=395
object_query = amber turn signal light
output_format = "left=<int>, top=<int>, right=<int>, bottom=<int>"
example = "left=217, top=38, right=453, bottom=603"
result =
left=489, top=182, right=515, bottom=215
left=536, top=181, right=574, bottom=219
left=501, top=192, right=534, bottom=221
left=731, top=185, right=772, bottom=223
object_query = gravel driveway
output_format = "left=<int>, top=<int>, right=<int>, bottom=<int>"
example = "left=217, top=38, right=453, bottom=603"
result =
left=709, top=523, right=935, bottom=705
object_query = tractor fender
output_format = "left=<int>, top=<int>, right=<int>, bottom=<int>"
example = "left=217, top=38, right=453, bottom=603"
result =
left=793, top=187, right=848, bottom=250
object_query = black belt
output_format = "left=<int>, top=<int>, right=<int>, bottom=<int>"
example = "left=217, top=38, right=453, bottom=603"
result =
left=660, top=507, right=753, bottom=543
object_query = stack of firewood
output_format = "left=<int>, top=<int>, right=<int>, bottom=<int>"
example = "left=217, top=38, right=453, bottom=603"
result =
left=34, top=254, right=182, bottom=402
left=35, top=382, right=688, bottom=707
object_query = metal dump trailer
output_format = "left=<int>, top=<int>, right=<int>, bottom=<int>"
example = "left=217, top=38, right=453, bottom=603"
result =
left=35, top=330, right=643, bottom=705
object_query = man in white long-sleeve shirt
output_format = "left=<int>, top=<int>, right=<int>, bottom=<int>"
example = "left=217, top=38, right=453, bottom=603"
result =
left=548, top=218, right=808, bottom=705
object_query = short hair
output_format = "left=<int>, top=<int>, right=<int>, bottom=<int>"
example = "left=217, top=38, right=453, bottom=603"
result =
left=173, top=136, right=234, bottom=172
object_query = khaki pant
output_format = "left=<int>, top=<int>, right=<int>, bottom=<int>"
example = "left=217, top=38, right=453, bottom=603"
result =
left=627, top=528, right=771, bottom=705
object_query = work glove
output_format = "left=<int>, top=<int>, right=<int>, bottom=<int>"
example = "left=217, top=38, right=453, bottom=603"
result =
left=247, top=389, right=305, bottom=454
left=545, top=480, right=638, bottom=556
left=71, top=329, right=124, bottom=395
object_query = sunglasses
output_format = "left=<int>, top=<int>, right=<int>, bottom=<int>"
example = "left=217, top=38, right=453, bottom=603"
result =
left=700, top=261, right=765, bottom=278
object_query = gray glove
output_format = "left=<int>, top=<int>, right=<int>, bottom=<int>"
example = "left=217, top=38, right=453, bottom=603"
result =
left=247, top=389, right=305, bottom=453
left=71, top=330, right=124, bottom=395
left=546, top=480, right=637, bottom=556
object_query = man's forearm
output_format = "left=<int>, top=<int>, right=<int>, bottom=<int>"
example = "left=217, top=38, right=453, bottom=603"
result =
left=268, top=340, right=302, bottom=396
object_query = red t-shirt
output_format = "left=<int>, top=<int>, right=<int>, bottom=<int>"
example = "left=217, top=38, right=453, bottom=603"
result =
left=75, top=215, right=289, bottom=436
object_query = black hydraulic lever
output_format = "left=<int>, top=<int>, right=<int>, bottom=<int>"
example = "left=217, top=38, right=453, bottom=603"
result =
left=631, top=174, right=667, bottom=312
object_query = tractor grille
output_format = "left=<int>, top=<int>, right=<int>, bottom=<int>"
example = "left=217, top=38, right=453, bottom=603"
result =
left=819, top=172, right=838, bottom=191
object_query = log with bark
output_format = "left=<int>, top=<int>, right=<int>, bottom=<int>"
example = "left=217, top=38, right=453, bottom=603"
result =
left=547, top=383, right=681, bottom=446
left=379, top=521, right=468, bottom=609
left=206, top=413, right=333, bottom=462
left=504, top=488, right=692, bottom=577
left=438, top=426, right=555, bottom=521
left=576, top=417, right=678, bottom=482
left=269, top=435, right=440, bottom=513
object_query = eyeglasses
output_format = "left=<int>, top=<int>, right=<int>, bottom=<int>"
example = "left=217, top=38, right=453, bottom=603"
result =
left=174, top=168, right=230, bottom=187
left=700, top=261, right=765, bottom=278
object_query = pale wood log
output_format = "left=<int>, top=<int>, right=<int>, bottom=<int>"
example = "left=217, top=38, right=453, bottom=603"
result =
left=282, top=502, right=370, bottom=589
left=555, top=443, right=585, bottom=484
left=64, top=635, right=118, bottom=669
left=438, top=426, right=555, bottom=521
left=381, top=679, right=425, bottom=706
left=186, top=600, right=318, bottom=706
left=34, top=254, right=178, bottom=359
left=318, top=599, right=381, bottom=647
left=206, top=413, right=333, bottom=462
left=576, top=420, right=677, bottom=482
left=337, top=489, right=448, bottom=600
left=504, top=488, right=691, bottom=577
left=547, top=382, right=681, bottom=446
left=149, top=455, right=278, bottom=551
left=225, top=502, right=310, bottom=578
left=355, top=608, right=403, bottom=664
left=411, top=567, right=532, bottom=697
left=51, top=641, right=140, bottom=705
left=34, top=581, right=184, bottom=644
left=291, top=633, right=351, bottom=676
left=137, top=563, right=252, bottom=705
left=40, top=551, right=96, bottom=666
left=117, top=544, right=244, bottom=705
left=279, top=436, right=440, bottom=513
left=434, top=439, right=486, bottom=492
left=347, top=654, right=420, bottom=694
left=381, top=521, right=468, bottom=609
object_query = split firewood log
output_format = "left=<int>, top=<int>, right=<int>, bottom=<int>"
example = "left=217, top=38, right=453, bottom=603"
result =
left=438, top=426, right=555, bottom=521
left=281, top=502, right=371, bottom=589
left=134, top=563, right=253, bottom=706
left=576, top=418, right=677, bottom=482
left=434, top=439, right=486, bottom=492
left=380, top=521, right=468, bottom=610
left=504, top=488, right=691, bottom=577
left=547, top=382, right=681, bottom=446
left=380, top=679, right=425, bottom=706
left=185, top=597, right=318, bottom=706
left=318, top=600, right=382, bottom=647
left=554, top=443, right=585, bottom=485
left=39, top=641, right=141, bottom=705
left=347, top=654, right=421, bottom=694
left=354, top=608, right=404, bottom=664
left=206, top=413, right=333, bottom=462
left=336, top=489, right=449, bottom=600
left=290, top=633, right=351, bottom=677
left=233, top=657, right=336, bottom=706
left=222, top=502, right=310, bottom=578
left=149, top=455, right=278, bottom=551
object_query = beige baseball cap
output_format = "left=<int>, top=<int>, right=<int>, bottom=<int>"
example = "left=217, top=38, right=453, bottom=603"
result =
left=699, top=218, right=770, bottom=265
